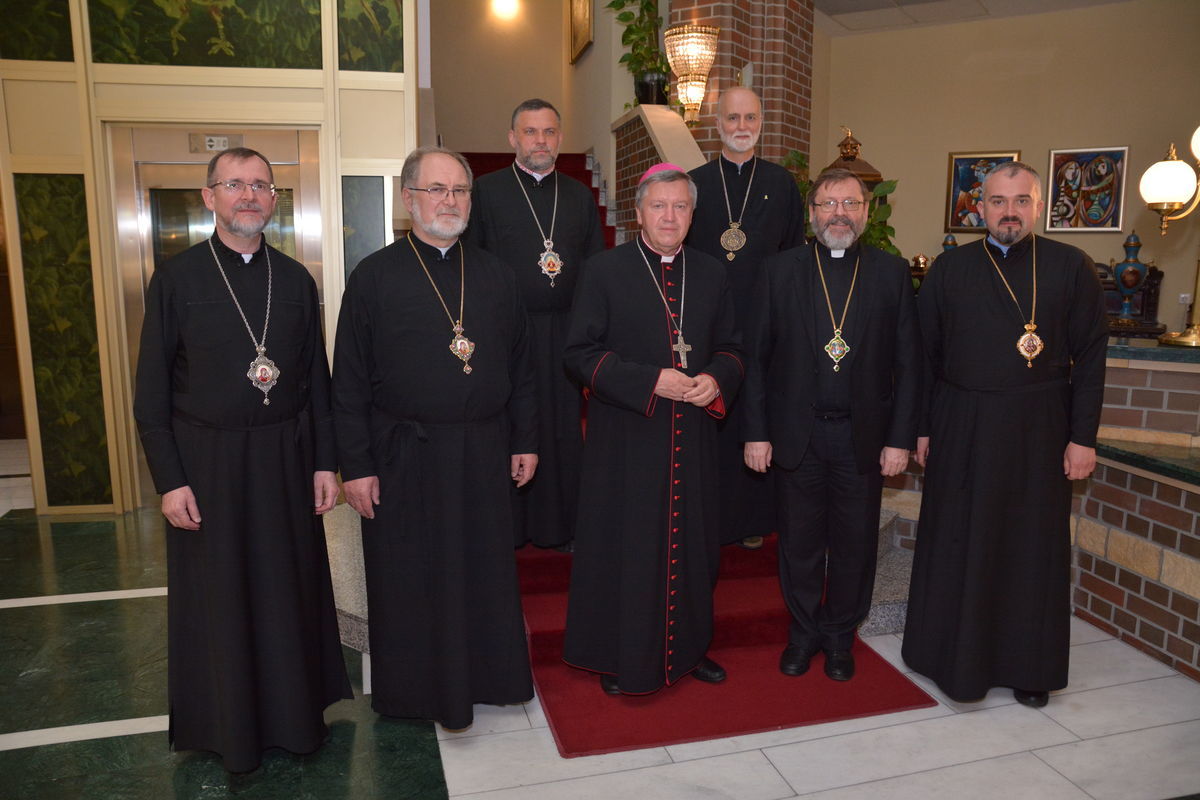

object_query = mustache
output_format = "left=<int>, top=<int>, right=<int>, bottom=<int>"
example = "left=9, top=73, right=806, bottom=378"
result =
left=234, top=203, right=263, bottom=212
left=1000, top=216, right=1022, bottom=225
left=825, top=215, right=853, bottom=228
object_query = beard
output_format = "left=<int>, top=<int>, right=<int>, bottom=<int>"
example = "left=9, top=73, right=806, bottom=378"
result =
left=221, top=203, right=269, bottom=238
left=720, top=129, right=760, bottom=155
left=412, top=200, right=467, bottom=240
left=815, top=214, right=863, bottom=250
left=519, top=149, right=555, bottom=172
left=990, top=216, right=1027, bottom=244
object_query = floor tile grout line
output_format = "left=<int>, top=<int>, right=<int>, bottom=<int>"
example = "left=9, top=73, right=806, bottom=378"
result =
left=1030, top=747, right=1101, bottom=800
left=0, top=586, right=168, bottom=609
left=0, top=715, right=169, bottom=752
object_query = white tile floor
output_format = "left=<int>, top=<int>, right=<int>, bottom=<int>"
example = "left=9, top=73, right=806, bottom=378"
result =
left=439, top=617, right=1200, bottom=799
left=0, top=439, right=32, bottom=516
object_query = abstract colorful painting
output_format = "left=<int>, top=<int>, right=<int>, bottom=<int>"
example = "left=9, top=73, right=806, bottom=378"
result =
left=1046, top=147, right=1128, bottom=232
left=945, top=151, right=1020, bottom=233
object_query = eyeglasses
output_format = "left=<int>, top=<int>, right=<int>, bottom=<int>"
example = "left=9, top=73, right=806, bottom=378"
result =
left=811, top=199, right=867, bottom=212
left=407, top=186, right=470, bottom=200
left=208, top=180, right=276, bottom=195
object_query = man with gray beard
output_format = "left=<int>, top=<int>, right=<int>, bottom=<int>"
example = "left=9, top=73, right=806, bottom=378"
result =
left=333, top=146, right=538, bottom=729
left=741, top=168, right=920, bottom=682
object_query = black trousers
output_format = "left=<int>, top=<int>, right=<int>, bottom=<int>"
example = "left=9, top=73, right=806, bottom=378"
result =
left=775, top=416, right=883, bottom=652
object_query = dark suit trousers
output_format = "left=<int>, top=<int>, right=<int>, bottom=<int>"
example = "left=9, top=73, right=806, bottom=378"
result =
left=776, top=416, right=883, bottom=652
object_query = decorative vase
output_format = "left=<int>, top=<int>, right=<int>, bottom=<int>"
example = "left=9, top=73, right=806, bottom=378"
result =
left=634, top=72, right=669, bottom=105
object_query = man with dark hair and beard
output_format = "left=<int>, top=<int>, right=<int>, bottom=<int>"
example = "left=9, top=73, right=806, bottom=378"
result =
left=134, top=147, right=351, bottom=772
left=333, top=145, right=539, bottom=730
left=742, top=167, right=920, bottom=683
left=466, top=98, right=605, bottom=550
left=686, top=86, right=805, bottom=550
left=903, top=162, right=1108, bottom=708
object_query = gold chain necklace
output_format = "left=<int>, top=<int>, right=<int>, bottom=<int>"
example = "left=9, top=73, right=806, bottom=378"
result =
left=635, top=241, right=691, bottom=369
left=717, top=156, right=757, bottom=261
left=407, top=233, right=475, bottom=374
left=814, top=245, right=860, bottom=372
left=511, top=164, right=562, bottom=285
left=982, top=235, right=1043, bottom=368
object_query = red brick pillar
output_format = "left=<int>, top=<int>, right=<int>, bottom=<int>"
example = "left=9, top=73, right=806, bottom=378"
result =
left=669, top=0, right=813, bottom=164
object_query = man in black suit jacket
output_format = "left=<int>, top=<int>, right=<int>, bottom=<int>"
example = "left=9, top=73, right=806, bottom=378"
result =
left=742, top=168, right=920, bottom=681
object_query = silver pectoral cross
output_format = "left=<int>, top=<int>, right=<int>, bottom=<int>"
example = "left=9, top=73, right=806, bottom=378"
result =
left=673, top=333, right=692, bottom=370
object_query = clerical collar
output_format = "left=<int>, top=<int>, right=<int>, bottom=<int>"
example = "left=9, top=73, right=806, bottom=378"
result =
left=639, top=233, right=680, bottom=262
left=986, top=233, right=1032, bottom=259
left=514, top=160, right=555, bottom=184
left=211, top=234, right=265, bottom=265
left=815, top=240, right=858, bottom=261
left=721, top=153, right=755, bottom=175
left=410, top=232, right=458, bottom=261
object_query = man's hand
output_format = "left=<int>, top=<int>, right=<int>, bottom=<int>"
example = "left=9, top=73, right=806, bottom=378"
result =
left=511, top=453, right=539, bottom=487
left=654, top=369, right=697, bottom=401
left=313, top=470, right=339, bottom=515
left=914, top=436, right=930, bottom=467
left=344, top=476, right=380, bottom=519
left=1064, top=442, right=1097, bottom=480
left=744, top=441, right=773, bottom=473
left=682, top=373, right=719, bottom=407
left=879, top=446, right=909, bottom=477
left=162, top=485, right=201, bottom=530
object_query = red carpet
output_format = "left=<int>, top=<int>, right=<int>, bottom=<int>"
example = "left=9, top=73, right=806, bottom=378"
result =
left=518, top=536, right=936, bottom=757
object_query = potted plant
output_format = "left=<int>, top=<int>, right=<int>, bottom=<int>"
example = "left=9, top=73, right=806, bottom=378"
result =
left=606, top=0, right=670, bottom=105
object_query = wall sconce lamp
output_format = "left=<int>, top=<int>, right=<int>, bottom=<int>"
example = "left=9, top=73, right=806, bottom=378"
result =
left=663, top=24, right=719, bottom=127
left=1138, top=124, right=1200, bottom=236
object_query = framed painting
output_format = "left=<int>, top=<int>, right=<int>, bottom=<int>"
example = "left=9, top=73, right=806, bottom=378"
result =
left=1045, top=146, right=1128, bottom=232
left=945, top=151, right=1020, bottom=233
left=570, top=0, right=593, bottom=64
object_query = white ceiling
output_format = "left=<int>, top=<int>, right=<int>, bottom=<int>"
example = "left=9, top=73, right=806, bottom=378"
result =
left=814, top=0, right=1135, bottom=35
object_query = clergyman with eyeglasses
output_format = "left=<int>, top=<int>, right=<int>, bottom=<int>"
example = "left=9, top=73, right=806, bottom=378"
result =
left=332, top=146, right=538, bottom=731
left=133, top=147, right=352, bottom=772
left=741, top=167, right=921, bottom=683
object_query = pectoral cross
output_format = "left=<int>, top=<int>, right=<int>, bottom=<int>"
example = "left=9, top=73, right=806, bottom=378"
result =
left=673, top=333, right=692, bottom=370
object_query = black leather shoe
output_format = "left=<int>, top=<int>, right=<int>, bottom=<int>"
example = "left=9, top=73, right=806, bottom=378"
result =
left=692, top=656, right=727, bottom=683
left=1013, top=688, right=1049, bottom=708
left=600, top=674, right=621, bottom=695
left=779, top=644, right=815, bottom=676
left=823, top=649, right=855, bottom=681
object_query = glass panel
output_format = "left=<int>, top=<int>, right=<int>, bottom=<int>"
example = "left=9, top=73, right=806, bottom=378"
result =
left=149, top=188, right=297, bottom=270
left=341, top=176, right=385, bottom=279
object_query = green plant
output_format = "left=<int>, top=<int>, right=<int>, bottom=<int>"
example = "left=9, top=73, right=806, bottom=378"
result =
left=784, top=150, right=901, bottom=257
left=606, top=0, right=669, bottom=77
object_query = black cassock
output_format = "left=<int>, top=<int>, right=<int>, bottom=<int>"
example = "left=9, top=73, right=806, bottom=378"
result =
left=466, top=165, right=605, bottom=547
left=687, top=156, right=805, bottom=543
left=563, top=238, right=743, bottom=693
left=333, top=235, right=537, bottom=729
left=134, top=236, right=352, bottom=773
left=902, top=235, right=1108, bottom=701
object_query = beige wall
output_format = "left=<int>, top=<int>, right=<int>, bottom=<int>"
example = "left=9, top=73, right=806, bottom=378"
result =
left=818, top=0, right=1200, bottom=330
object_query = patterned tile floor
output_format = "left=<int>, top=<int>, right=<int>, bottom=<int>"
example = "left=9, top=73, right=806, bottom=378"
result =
left=1, top=432, right=1198, bottom=798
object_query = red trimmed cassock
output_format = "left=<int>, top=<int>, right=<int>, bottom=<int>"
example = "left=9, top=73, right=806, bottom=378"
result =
left=562, top=237, right=743, bottom=693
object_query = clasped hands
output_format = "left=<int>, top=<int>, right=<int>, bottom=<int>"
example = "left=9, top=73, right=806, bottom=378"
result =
left=654, top=369, right=719, bottom=406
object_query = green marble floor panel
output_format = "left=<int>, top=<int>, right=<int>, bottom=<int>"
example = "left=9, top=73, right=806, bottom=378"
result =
left=0, top=693, right=447, bottom=799
left=0, top=508, right=167, bottom=599
left=0, top=597, right=167, bottom=733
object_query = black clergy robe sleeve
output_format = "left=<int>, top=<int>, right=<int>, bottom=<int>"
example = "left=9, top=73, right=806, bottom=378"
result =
left=305, top=278, right=337, bottom=472
left=331, top=268, right=379, bottom=482
left=507, top=296, right=538, bottom=454
left=134, top=266, right=189, bottom=494
left=1065, top=253, right=1109, bottom=448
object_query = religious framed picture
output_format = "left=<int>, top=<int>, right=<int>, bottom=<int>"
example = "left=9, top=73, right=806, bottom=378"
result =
left=944, top=151, right=1021, bottom=233
left=1045, top=146, right=1128, bottom=232
left=569, top=0, right=593, bottom=64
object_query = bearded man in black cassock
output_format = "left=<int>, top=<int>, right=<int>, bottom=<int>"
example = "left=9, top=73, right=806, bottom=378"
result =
left=134, top=147, right=351, bottom=773
left=686, top=86, right=805, bottom=550
left=465, top=98, right=605, bottom=549
left=333, top=146, right=538, bottom=730
left=563, top=165, right=743, bottom=695
left=902, top=162, right=1108, bottom=708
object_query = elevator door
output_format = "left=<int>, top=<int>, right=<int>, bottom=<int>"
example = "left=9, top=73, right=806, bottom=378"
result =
left=110, top=126, right=321, bottom=508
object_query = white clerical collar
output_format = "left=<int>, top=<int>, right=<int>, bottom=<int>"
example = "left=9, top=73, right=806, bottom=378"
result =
left=241, top=252, right=253, bottom=263
left=436, top=243, right=454, bottom=257
left=721, top=153, right=755, bottom=174
left=640, top=233, right=680, bottom=262
left=515, top=160, right=554, bottom=183
left=829, top=249, right=846, bottom=258
left=986, top=235, right=1011, bottom=256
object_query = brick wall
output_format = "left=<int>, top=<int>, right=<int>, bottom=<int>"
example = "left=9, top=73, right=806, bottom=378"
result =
left=1074, top=463, right=1200, bottom=682
left=612, top=115, right=659, bottom=239
left=1102, top=365, right=1200, bottom=436
left=669, top=0, right=813, bottom=164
